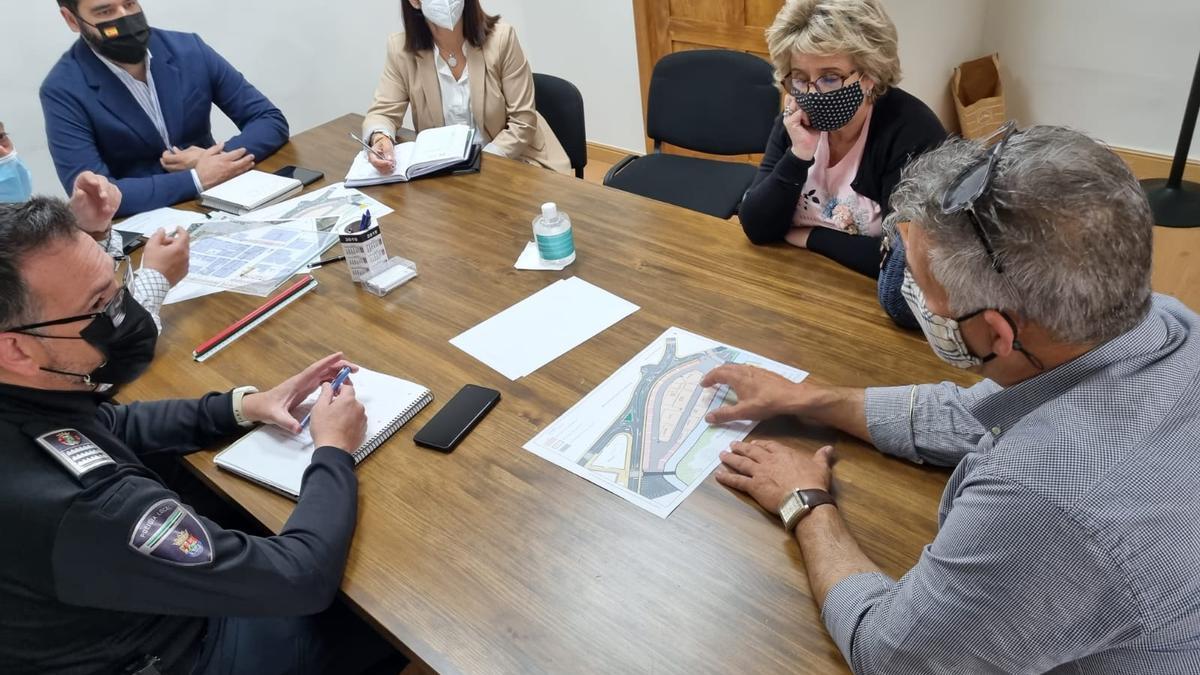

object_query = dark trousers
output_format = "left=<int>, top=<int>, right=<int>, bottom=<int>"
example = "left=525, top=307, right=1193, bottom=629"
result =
left=190, top=602, right=401, bottom=675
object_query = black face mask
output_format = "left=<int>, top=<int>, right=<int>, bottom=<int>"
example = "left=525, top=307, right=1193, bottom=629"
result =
left=39, top=292, right=159, bottom=392
left=793, top=81, right=865, bottom=132
left=77, top=11, right=151, bottom=65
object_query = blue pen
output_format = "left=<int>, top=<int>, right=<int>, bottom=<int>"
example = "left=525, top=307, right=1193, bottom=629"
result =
left=358, top=210, right=372, bottom=232
left=300, top=366, right=352, bottom=430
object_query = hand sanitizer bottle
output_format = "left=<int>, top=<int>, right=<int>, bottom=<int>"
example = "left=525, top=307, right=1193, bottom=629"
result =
left=532, top=202, right=576, bottom=267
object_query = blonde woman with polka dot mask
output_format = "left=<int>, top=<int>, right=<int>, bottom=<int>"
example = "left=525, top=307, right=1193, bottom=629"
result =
left=740, top=0, right=946, bottom=328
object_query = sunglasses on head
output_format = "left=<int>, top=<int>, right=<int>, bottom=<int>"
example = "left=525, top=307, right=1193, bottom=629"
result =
left=940, top=120, right=1018, bottom=274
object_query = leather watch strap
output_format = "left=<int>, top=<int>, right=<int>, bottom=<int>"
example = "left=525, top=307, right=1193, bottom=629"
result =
left=782, top=488, right=836, bottom=532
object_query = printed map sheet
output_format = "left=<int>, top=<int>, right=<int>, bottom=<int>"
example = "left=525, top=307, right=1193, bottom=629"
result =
left=525, top=327, right=808, bottom=518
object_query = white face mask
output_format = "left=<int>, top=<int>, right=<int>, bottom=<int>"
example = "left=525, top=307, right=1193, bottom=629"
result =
left=900, top=268, right=991, bottom=369
left=420, top=0, right=465, bottom=30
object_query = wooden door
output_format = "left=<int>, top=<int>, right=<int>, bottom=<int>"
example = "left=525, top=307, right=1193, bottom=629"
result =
left=631, top=0, right=785, bottom=162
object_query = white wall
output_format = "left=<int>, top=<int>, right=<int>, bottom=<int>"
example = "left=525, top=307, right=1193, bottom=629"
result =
left=887, top=0, right=990, bottom=131
left=982, top=0, right=1199, bottom=159
left=5, top=0, right=1194, bottom=197
left=491, top=0, right=646, bottom=153
left=2, top=1, right=408, bottom=196
left=2, top=0, right=644, bottom=194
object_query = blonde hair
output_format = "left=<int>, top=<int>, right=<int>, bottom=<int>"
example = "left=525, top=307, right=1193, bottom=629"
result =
left=766, top=0, right=901, bottom=98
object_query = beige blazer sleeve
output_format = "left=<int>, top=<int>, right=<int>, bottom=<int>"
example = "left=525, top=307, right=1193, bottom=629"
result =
left=363, top=33, right=411, bottom=140
left=483, top=24, right=571, bottom=174
left=485, top=26, right=539, bottom=159
left=362, top=24, right=571, bottom=175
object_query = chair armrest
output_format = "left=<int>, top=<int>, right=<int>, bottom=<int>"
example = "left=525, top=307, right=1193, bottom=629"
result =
left=603, top=155, right=639, bottom=185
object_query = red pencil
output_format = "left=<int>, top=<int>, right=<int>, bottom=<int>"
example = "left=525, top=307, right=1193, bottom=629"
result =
left=193, top=275, right=317, bottom=358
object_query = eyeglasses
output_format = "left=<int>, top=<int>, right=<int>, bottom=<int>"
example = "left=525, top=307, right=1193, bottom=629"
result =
left=941, top=120, right=1018, bottom=274
left=783, top=70, right=860, bottom=96
left=6, top=256, right=132, bottom=335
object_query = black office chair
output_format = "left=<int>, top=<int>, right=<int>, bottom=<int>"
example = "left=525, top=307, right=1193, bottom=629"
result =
left=604, top=50, right=779, bottom=219
left=534, top=73, right=588, bottom=179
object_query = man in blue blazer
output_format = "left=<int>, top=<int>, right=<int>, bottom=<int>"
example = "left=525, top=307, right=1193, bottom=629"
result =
left=41, top=0, right=290, bottom=217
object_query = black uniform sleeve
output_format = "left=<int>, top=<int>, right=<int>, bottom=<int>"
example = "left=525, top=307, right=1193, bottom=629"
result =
left=49, top=447, right=357, bottom=617
left=738, top=117, right=814, bottom=245
left=97, top=392, right=241, bottom=458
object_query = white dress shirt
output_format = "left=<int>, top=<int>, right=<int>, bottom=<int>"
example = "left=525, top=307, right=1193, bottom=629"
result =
left=366, top=48, right=502, bottom=157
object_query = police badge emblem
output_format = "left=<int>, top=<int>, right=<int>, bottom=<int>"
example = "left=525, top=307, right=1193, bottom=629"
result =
left=35, top=429, right=115, bottom=480
left=129, top=499, right=215, bottom=566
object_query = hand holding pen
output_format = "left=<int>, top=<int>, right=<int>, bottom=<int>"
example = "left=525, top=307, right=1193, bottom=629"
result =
left=308, top=369, right=368, bottom=454
left=236, top=353, right=359, bottom=435
left=301, top=365, right=353, bottom=429
left=354, top=132, right=397, bottom=174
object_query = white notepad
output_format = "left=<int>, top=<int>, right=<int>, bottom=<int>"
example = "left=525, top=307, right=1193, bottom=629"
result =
left=200, top=170, right=304, bottom=215
left=344, top=125, right=475, bottom=187
left=215, top=367, right=432, bottom=499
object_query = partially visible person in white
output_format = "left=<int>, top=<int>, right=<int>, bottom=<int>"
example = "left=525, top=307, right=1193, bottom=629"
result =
left=0, top=120, right=188, bottom=332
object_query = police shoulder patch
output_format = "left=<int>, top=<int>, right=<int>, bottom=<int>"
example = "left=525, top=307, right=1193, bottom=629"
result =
left=34, top=429, right=115, bottom=480
left=129, top=499, right=215, bottom=567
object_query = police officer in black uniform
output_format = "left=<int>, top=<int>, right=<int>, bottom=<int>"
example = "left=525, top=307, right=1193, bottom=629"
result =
left=0, top=198, right=394, bottom=674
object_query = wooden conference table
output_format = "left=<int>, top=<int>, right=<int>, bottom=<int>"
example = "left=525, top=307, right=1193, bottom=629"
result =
left=123, top=114, right=976, bottom=674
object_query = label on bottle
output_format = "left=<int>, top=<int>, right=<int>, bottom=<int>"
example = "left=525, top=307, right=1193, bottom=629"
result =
left=536, top=229, right=575, bottom=262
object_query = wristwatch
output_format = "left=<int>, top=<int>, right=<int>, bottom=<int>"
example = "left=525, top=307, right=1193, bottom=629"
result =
left=780, top=488, right=836, bottom=532
left=231, top=386, right=259, bottom=428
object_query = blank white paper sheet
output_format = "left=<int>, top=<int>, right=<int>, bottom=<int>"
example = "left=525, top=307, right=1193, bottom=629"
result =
left=450, top=277, right=639, bottom=379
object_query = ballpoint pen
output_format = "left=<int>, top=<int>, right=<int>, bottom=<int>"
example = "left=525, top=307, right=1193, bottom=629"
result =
left=349, top=132, right=391, bottom=163
left=306, top=255, right=346, bottom=270
left=300, top=366, right=352, bottom=430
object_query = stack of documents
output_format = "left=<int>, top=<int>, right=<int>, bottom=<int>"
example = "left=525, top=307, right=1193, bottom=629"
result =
left=160, top=183, right=396, bottom=305
left=450, top=277, right=639, bottom=379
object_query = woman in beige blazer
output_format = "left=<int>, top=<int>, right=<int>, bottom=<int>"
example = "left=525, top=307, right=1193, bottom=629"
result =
left=363, top=0, right=572, bottom=175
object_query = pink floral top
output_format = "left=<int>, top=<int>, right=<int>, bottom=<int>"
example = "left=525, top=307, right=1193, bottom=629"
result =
left=791, top=108, right=883, bottom=237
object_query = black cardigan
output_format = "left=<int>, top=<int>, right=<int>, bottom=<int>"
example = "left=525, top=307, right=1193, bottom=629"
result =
left=739, top=87, right=946, bottom=277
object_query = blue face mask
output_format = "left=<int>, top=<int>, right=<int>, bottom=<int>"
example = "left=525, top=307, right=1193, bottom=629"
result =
left=0, top=152, right=34, bottom=203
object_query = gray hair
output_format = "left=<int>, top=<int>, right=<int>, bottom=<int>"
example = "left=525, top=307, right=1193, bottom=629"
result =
left=887, top=125, right=1153, bottom=345
left=0, top=198, right=80, bottom=330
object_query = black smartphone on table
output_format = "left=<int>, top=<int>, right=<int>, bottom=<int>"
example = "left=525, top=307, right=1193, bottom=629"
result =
left=413, top=385, right=501, bottom=453
left=274, top=165, right=325, bottom=186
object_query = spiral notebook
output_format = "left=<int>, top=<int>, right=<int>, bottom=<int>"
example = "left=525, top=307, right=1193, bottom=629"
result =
left=215, top=367, right=432, bottom=499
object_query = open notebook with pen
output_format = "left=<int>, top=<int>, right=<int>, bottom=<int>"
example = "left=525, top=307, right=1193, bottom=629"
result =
left=215, top=367, right=432, bottom=499
left=344, top=124, right=477, bottom=187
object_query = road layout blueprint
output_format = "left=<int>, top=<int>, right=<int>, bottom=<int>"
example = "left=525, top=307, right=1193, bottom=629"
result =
left=525, top=327, right=808, bottom=518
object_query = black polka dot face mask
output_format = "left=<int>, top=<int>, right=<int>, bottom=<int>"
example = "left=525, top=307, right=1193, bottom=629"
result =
left=794, top=81, right=866, bottom=132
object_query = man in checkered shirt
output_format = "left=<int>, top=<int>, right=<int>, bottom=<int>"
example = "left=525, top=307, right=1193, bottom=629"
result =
left=705, top=126, right=1200, bottom=673
left=1, top=121, right=186, bottom=331
left=68, top=171, right=188, bottom=333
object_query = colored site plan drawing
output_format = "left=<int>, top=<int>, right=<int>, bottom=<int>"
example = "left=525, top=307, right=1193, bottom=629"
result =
left=525, top=327, right=808, bottom=518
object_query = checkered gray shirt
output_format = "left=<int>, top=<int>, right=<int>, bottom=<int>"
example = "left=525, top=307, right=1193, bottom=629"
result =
left=101, top=231, right=167, bottom=333
left=825, top=295, right=1200, bottom=674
